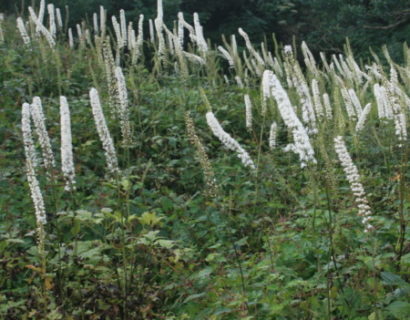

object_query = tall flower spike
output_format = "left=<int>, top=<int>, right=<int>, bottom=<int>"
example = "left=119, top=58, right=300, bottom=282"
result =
left=114, top=66, right=132, bottom=145
left=47, top=4, right=56, bottom=38
left=269, top=121, right=278, bottom=150
left=31, top=97, right=55, bottom=171
left=193, top=13, right=208, bottom=53
left=262, top=70, right=316, bottom=167
left=17, top=17, right=31, bottom=45
left=89, top=88, right=120, bottom=175
left=334, top=136, right=373, bottom=232
left=60, top=96, right=76, bottom=191
left=355, top=103, right=372, bottom=133
left=244, top=94, right=252, bottom=131
left=22, top=103, right=47, bottom=254
left=185, top=113, right=218, bottom=197
left=206, top=112, right=256, bottom=170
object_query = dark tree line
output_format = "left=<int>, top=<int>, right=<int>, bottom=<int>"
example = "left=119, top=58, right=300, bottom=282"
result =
left=2, top=0, right=410, bottom=61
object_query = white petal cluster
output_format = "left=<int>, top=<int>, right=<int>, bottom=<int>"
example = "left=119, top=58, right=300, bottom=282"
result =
left=22, top=103, right=47, bottom=226
left=206, top=112, right=256, bottom=170
left=334, top=136, right=373, bottom=232
left=89, top=88, right=120, bottom=175
left=31, top=97, right=55, bottom=170
left=17, top=17, right=31, bottom=45
left=262, top=70, right=316, bottom=167
left=60, top=96, right=76, bottom=191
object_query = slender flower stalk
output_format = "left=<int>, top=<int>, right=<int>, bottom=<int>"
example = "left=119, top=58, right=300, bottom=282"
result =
left=89, top=88, right=120, bottom=175
left=120, top=9, right=127, bottom=47
left=334, top=136, right=373, bottom=232
left=31, top=97, right=55, bottom=171
left=60, top=96, right=76, bottom=191
left=22, top=103, right=47, bottom=255
left=206, top=112, right=256, bottom=170
left=262, top=70, right=316, bottom=167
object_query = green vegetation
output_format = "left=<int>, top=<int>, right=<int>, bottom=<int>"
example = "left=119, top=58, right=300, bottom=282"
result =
left=0, top=1, right=410, bottom=319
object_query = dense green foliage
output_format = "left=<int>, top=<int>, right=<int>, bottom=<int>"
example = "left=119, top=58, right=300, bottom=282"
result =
left=2, top=0, right=410, bottom=61
left=1, top=2, right=410, bottom=319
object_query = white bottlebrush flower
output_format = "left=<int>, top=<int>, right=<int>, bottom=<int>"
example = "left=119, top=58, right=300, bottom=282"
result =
left=322, top=93, right=333, bottom=119
left=149, top=18, right=155, bottom=43
left=348, top=88, right=363, bottom=115
left=31, top=97, right=55, bottom=170
left=387, top=81, right=407, bottom=144
left=262, top=70, right=316, bottom=167
left=37, top=0, right=46, bottom=32
left=17, top=17, right=31, bottom=45
left=60, top=96, right=76, bottom=191
left=154, top=17, right=165, bottom=56
left=136, top=14, right=144, bottom=48
left=334, top=136, right=373, bottom=232
left=89, top=88, right=120, bottom=175
left=238, top=27, right=264, bottom=66
left=206, top=112, right=256, bottom=170
left=340, top=87, right=357, bottom=119
left=183, top=51, right=205, bottom=65
left=114, top=66, right=132, bottom=145
left=235, top=76, right=244, bottom=89
left=311, top=79, right=324, bottom=118
left=269, top=121, right=277, bottom=150
left=56, top=8, right=63, bottom=29
left=100, top=6, right=106, bottom=37
left=244, top=94, right=252, bottom=130
left=177, top=12, right=184, bottom=48
left=47, top=4, right=56, bottom=38
left=193, top=12, right=208, bottom=53
left=22, top=103, right=47, bottom=227
left=218, top=46, right=234, bottom=67
left=120, top=9, right=127, bottom=47
left=68, top=28, right=74, bottom=48
left=28, top=6, right=55, bottom=47
left=0, top=13, right=4, bottom=43
left=355, top=103, right=372, bottom=133
left=111, top=16, right=123, bottom=49
left=93, top=12, right=99, bottom=34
